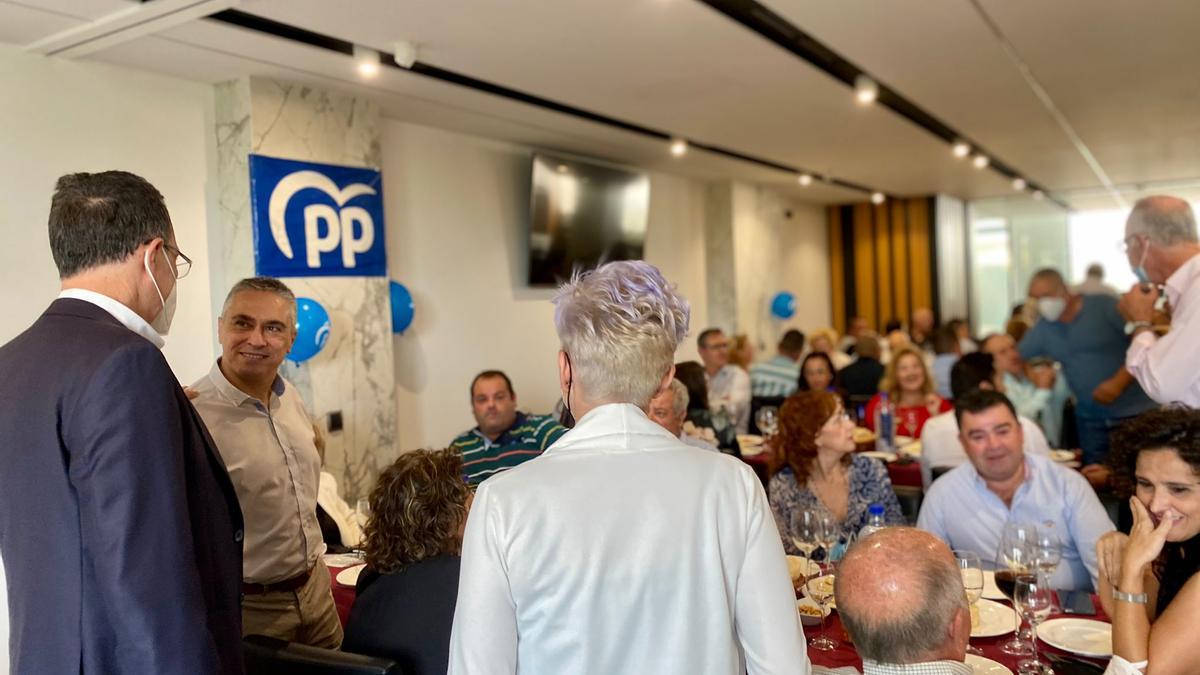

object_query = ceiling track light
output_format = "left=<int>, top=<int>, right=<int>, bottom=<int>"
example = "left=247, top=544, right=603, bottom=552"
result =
left=353, top=44, right=380, bottom=78
left=1012, top=177, right=1027, bottom=191
left=797, top=173, right=813, bottom=186
left=854, top=74, right=878, bottom=105
left=1032, top=190, right=1045, bottom=201
left=669, top=138, right=688, bottom=157
left=972, top=154, right=990, bottom=170
left=952, top=141, right=971, bottom=158
left=870, top=192, right=886, bottom=205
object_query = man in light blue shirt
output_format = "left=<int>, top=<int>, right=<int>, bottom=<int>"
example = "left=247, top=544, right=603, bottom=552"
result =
left=917, top=389, right=1114, bottom=591
left=749, top=330, right=805, bottom=398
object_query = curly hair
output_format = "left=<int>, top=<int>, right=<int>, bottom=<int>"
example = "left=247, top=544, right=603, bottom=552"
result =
left=879, top=347, right=934, bottom=400
left=778, top=390, right=846, bottom=485
left=362, top=449, right=471, bottom=574
left=1109, top=406, right=1200, bottom=612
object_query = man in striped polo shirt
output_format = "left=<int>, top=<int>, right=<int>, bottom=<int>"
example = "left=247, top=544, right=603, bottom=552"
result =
left=748, top=329, right=805, bottom=398
left=450, top=370, right=568, bottom=485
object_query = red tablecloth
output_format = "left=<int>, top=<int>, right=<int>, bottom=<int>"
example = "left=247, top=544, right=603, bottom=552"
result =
left=807, top=594, right=1111, bottom=672
left=328, top=564, right=357, bottom=627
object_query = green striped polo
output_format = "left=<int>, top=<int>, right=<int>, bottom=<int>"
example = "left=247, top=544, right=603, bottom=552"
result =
left=749, top=355, right=801, bottom=397
left=450, top=412, right=568, bottom=485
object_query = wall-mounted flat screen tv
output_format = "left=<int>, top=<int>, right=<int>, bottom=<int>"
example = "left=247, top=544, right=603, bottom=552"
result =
left=528, top=152, right=650, bottom=286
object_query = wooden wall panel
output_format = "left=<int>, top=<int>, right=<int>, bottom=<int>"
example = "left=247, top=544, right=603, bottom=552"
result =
left=889, top=200, right=910, bottom=328
left=872, top=203, right=893, bottom=329
left=852, top=204, right=877, bottom=331
left=828, top=206, right=846, bottom=334
left=906, top=198, right=933, bottom=314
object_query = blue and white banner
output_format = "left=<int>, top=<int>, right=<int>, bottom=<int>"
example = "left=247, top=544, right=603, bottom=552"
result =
left=249, top=154, right=387, bottom=277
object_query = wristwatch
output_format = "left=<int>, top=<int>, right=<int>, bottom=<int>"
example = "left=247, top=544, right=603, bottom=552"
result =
left=1112, top=588, right=1148, bottom=604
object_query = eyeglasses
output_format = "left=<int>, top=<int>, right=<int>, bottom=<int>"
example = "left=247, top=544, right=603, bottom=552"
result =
left=164, top=244, right=192, bottom=280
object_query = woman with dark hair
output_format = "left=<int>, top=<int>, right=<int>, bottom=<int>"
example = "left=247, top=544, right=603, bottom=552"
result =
left=797, top=352, right=841, bottom=394
left=674, top=360, right=723, bottom=448
left=1096, top=406, right=1200, bottom=674
left=343, top=449, right=472, bottom=674
left=864, top=346, right=950, bottom=438
left=769, top=390, right=904, bottom=551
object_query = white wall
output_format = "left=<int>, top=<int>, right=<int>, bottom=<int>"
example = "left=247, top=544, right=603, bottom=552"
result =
left=0, top=45, right=218, bottom=381
left=382, top=121, right=830, bottom=449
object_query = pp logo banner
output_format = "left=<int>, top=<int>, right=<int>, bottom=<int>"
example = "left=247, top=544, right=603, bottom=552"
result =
left=249, top=154, right=387, bottom=277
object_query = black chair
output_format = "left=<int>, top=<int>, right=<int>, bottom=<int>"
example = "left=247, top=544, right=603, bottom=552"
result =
left=892, top=485, right=923, bottom=523
left=1059, top=397, right=1079, bottom=451
left=243, top=635, right=401, bottom=675
left=930, top=466, right=953, bottom=483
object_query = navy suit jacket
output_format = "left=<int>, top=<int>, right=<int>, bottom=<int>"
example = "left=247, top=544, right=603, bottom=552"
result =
left=0, top=299, right=245, bottom=674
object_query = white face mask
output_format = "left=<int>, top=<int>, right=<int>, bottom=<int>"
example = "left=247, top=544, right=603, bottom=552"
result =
left=1037, top=296, right=1067, bottom=322
left=144, top=248, right=178, bottom=336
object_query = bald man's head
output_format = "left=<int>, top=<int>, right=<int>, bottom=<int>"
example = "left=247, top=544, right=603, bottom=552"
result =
left=836, top=528, right=969, bottom=665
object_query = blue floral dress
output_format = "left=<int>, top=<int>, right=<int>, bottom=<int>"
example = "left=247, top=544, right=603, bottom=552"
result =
left=768, top=454, right=905, bottom=554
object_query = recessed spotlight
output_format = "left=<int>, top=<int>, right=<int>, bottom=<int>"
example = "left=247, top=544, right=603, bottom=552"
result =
left=669, top=139, right=688, bottom=157
left=854, top=75, right=878, bottom=105
left=393, top=40, right=419, bottom=69
left=952, top=141, right=971, bottom=158
left=1032, top=190, right=1045, bottom=201
left=798, top=173, right=813, bottom=187
left=557, top=164, right=569, bottom=174
left=1012, top=177, right=1027, bottom=191
left=354, top=45, right=380, bottom=78
left=972, top=154, right=990, bottom=170
left=871, top=192, right=886, bottom=205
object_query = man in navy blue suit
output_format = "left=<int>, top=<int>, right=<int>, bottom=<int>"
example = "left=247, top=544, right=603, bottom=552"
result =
left=0, top=171, right=245, bottom=673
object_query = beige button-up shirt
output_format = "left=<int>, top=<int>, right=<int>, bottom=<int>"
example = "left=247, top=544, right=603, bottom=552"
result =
left=192, top=361, right=324, bottom=584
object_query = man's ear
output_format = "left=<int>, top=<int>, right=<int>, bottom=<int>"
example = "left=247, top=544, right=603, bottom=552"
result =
left=558, top=350, right=571, bottom=401
left=653, top=365, right=676, bottom=400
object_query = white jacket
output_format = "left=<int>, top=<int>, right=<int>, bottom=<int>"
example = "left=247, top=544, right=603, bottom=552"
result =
left=449, top=402, right=810, bottom=675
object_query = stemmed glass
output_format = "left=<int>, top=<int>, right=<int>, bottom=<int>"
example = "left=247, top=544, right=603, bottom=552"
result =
left=995, top=522, right=1039, bottom=656
left=756, top=406, right=779, bottom=437
left=955, top=550, right=985, bottom=655
left=805, top=513, right=840, bottom=651
left=1014, top=576, right=1055, bottom=675
left=1034, top=523, right=1062, bottom=606
left=791, top=507, right=820, bottom=563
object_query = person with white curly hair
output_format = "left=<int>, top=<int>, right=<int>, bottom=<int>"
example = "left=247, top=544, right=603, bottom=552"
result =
left=449, top=261, right=810, bottom=675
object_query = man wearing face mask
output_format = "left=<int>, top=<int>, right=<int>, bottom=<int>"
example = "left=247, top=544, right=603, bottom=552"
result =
left=1019, top=268, right=1156, bottom=468
left=1117, top=196, right=1200, bottom=407
left=0, top=172, right=245, bottom=674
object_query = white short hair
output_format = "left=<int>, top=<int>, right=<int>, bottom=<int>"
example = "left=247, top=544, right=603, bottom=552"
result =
left=1128, top=196, right=1198, bottom=246
left=668, top=378, right=689, bottom=418
left=553, top=261, right=690, bottom=407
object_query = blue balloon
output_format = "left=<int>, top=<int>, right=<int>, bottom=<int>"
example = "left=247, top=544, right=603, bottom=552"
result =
left=288, top=297, right=331, bottom=363
left=770, top=291, right=796, bottom=319
left=390, top=281, right=415, bottom=334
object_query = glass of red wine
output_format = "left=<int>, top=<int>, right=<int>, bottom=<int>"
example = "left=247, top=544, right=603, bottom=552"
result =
left=995, top=522, right=1039, bottom=656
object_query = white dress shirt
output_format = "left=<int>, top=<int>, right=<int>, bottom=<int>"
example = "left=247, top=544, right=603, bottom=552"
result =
left=917, top=453, right=1114, bottom=591
left=707, top=365, right=752, bottom=435
left=57, top=288, right=164, bottom=348
left=1126, top=253, right=1200, bottom=406
left=448, top=403, right=809, bottom=675
left=918, top=411, right=1051, bottom=488
left=191, top=361, right=325, bottom=584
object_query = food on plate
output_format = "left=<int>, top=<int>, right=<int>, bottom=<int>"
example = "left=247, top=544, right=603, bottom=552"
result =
left=852, top=427, right=876, bottom=444
left=798, top=604, right=824, bottom=617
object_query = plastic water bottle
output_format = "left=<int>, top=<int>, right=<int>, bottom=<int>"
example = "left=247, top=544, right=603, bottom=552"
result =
left=874, top=392, right=895, bottom=453
left=859, top=503, right=888, bottom=539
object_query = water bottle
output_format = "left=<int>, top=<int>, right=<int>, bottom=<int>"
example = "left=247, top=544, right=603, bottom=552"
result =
left=859, top=503, right=888, bottom=539
left=874, top=392, right=895, bottom=453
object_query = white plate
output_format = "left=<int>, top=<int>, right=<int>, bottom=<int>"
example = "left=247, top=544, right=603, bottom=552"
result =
left=786, top=555, right=821, bottom=581
left=323, top=553, right=366, bottom=568
left=1037, top=618, right=1112, bottom=657
left=802, top=574, right=837, bottom=609
left=895, top=435, right=915, bottom=447
left=860, top=450, right=898, bottom=463
left=1050, top=449, right=1076, bottom=462
left=853, top=427, right=877, bottom=444
left=795, top=597, right=832, bottom=626
left=899, top=440, right=922, bottom=458
left=335, top=563, right=366, bottom=587
left=981, top=570, right=1005, bottom=600
left=740, top=444, right=766, bottom=457
left=965, top=653, right=1013, bottom=675
left=737, top=434, right=763, bottom=447
left=972, top=599, right=1018, bottom=638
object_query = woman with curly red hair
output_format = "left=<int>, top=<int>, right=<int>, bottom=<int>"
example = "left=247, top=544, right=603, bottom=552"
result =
left=769, top=390, right=904, bottom=551
left=343, top=449, right=473, bottom=674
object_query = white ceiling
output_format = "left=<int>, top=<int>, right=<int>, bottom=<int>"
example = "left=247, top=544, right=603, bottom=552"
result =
left=2, top=0, right=1197, bottom=208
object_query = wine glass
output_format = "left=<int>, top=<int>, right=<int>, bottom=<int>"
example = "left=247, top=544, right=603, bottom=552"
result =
left=1014, top=576, right=1055, bottom=675
left=995, top=523, right=1039, bottom=656
left=805, top=561, right=838, bottom=651
left=1034, top=522, right=1062, bottom=587
left=954, top=550, right=985, bottom=656
left=815, top=508, right=840, bottom=564
left=755, top=406, right=779, bottom=437
left=790, top=507, right=820, bottom=563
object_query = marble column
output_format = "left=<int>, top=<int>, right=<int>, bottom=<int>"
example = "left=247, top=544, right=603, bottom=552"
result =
left=212, top=77, right=396, bottom=500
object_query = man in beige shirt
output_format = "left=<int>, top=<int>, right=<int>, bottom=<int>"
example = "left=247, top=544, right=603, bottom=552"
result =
left=192, top=277, right=341, bottom=648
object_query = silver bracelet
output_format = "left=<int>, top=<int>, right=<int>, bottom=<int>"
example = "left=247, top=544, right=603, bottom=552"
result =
left=1112, top=588, right=1148, bottom=604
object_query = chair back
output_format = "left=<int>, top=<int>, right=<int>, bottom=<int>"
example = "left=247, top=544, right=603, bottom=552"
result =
left=244, top=634, right=401, bottom=675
